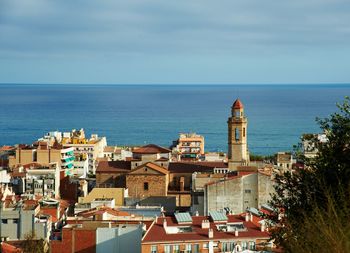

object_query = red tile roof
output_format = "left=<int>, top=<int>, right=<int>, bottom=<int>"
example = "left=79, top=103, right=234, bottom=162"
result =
left=168, top=162, right=227, bottom=173
left=1, top=242, right=22, bottom=253
left=0, top=146, right=14, bottom=151
left=133, top=144, right=171, bottom=154
left=155, top=157, right=169, bottom=162
left=96, top=161, right=131, bottom=173
left=77, top=207, right=131, bottom=218
left=130, top=162, right=168, bottom=175
left=41, top=207, right=58, bottom=223
left=232, top=99, right=244, bottom=109
left=142, top=214, right=269, bottom=243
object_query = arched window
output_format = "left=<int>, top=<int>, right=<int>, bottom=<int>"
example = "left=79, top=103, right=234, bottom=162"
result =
left=235, top=128, right=240, bottom=141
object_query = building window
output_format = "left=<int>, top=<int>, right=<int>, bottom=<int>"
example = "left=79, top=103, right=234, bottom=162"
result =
left=2, top=219, right=8, bottom=224
left=249, top=241, right=256, bottom=250
left=185, top=244, right=192, bottom=253
left=222, top=242, right=228, bottom=252
left=243, top=127, right=246, bottom=137
left=144, top=182, right=149, bottom=191
left=164, top=245, right=171, bottom=253
left=235, top=128, right=240, bottom=141
left=222, top=242, right=235, bottom=252
left=173, top=245, right=180, bottom=253
left=193, top=195, right=199, bottom=205
left=242, top=241, right=248, bottom=250
left=245, top=189, right=251, bottom=194
left=151, top=245, right=157, bottom=253
left=192, top=244, right=199, bottom=253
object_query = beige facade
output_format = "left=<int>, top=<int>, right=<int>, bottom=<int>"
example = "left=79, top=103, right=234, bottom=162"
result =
left=204, top=171, right=274, bottom=215
left=175, top=133, right=205, bottom=160
left=8, top=145, right=75, bottom=176
left=78, top=187, right=125, bottom=206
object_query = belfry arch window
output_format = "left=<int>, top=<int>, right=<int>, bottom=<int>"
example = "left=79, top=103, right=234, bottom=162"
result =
left=243, top=128, right=246, bottom=137
left=235, top=128, right=240, bottom=141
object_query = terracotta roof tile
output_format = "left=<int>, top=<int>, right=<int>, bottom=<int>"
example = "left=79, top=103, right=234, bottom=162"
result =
left=232, top=99, right=244, bottom=109
left=0, top=146, right=14, bottom=151
left=96, top=161, right=131, bottom=173
left=130, top=162, right=168, bottom=175
left=168, top=162, right=227, bottom=173
left=142, top=214, right=269, bottom=243
left=77, top=207, right=131, bottom=218
left=133, top=144, right=171, bottom=154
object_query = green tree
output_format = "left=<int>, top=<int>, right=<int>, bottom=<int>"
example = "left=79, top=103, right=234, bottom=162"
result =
left=267, top=97, right=350, bottom=253
left=22, top=232, right=46, bottom=253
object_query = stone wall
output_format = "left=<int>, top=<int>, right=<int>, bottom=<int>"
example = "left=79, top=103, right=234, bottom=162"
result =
left=126, top=174, right=167, bottom=198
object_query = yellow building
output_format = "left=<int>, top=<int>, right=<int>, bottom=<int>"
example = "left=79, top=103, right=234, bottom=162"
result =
left=78, top=187, right=125, bottom=206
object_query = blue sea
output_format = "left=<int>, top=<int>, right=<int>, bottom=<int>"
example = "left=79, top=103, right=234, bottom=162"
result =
left=0, top=84, right=349, bottom=155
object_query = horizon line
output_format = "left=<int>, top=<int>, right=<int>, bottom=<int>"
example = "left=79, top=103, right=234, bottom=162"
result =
left=1, top=82, right=350, bottom=86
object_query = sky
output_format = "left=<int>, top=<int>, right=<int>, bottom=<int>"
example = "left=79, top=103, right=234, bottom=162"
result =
left=0, top=0, right=349, bottom=84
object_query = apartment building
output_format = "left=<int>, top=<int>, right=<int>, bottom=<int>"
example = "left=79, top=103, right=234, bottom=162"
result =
left=276, top=152, right=294, bottom=171
left=63, top=134, right=107, bottom=174
left=8, top=143, right=74, bottom=176
left=0, top=200, right=52, bottom=241
left=173, top=133, right=205, bottom=161
left=21, top=163, right=60, bottom=198
left=38, top=129, right=107, bottom=174
left=142, top=211, right=271, bottom=253
left=103, top=146, right=132, bottom=161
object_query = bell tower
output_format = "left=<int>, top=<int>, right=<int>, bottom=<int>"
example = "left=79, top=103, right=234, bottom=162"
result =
left=228, top=99, right=249, bottom=169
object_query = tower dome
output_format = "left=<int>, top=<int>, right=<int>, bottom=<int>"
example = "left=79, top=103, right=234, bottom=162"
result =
left=232, top=99, right=244, bottom=109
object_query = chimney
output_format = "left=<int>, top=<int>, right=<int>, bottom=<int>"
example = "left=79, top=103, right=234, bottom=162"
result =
left=235, top=230, right=239, bottom=237
left=245, top=212, right=249, bottom=222
left=108, top=222, right=112, bottom=228
left=195, top=211, right=199, bottom=216
left=201, top=220, right=210, bottom=229
left=250, top=213, right=253, bottom=222
left=208, top=228, right=213, bottom=238
left=261, top=222, right=266, bottom=232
